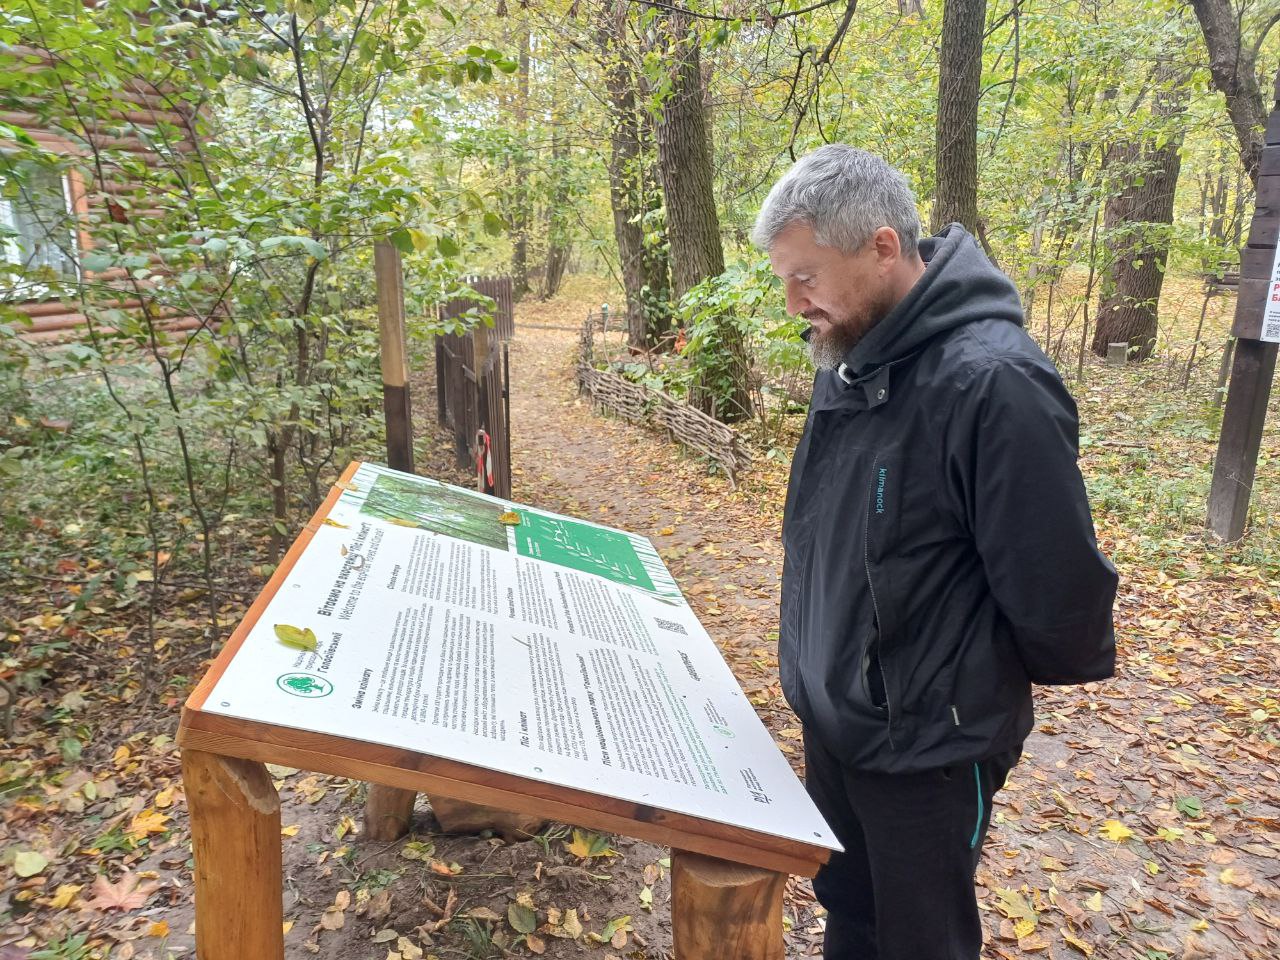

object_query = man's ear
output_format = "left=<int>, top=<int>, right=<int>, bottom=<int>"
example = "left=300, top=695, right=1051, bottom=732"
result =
left=871, top=225, right=902, bottom=268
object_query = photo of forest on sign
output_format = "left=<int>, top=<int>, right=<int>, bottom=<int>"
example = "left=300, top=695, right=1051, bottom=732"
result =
left=360, top=473, right=511, bottom=552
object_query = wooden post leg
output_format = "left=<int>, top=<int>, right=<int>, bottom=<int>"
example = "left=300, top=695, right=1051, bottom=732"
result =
left=182, top=749, right=283, bottom=960
left=671, top=850, right=786, bottom=960
left=364, top=784, right=417, bottom=841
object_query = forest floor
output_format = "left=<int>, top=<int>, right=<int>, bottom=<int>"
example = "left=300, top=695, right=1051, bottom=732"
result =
left=3, top=277, right=1280, bottom=960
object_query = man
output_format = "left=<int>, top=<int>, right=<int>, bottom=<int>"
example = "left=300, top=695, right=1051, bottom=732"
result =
left=753, top=145, right=1117, bottom=960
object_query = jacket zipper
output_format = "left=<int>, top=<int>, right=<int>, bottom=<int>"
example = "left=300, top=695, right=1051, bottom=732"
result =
left=863, top=455, right=896, bottom=749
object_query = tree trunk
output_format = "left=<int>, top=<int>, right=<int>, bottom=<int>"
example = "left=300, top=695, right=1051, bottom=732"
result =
left=933, top=0, right=987, bottom=233
left=655, top=11, right=751, bottom=422
left=540, top=135, right=571, bottom=300
left=511, top=20, right=532, bottom=299
left=599, top=1, right=671, bottom=349
left=1190, top=0, right=1266, bottom=186
left=1091, top=75, right=1190, bottom=361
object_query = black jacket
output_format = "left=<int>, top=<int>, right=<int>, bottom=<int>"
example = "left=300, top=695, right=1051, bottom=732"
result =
left=780, top=224, right=1117, bottom=774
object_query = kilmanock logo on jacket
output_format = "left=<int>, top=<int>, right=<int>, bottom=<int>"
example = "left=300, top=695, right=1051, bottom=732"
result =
left=780, top=224, right=1118, bottom=775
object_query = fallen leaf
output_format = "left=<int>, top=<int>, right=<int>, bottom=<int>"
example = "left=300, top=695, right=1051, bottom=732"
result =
left=508, top=902, right=537, bottom=934
left=127, top=808, right=170, bottom=840
left=49, top=883, right=82, bottom=909
left=499, top=511, right=521, bottom=525
left=1099, top=820, right=1133, bottom=842
left=86, top=872, right=159, bottom=911
left=526, top=932, right=546, bottom=954
left=148, top=921, right=169, bottom=938
left=12, top=852, right=47, bottom=878
left=275, top=623, right=317, bottom=651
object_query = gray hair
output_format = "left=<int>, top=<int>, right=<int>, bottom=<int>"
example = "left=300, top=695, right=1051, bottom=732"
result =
left=751, top=145, right=920, bottom=256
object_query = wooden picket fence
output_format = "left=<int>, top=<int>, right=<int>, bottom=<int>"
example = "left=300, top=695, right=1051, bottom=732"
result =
left=576, top=314, right=752, bottom=488
left=435, top=277, right=515, bottom=499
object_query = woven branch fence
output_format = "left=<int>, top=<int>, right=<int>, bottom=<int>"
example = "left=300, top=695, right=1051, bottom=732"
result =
left=575, top=315, right=753, bottom=488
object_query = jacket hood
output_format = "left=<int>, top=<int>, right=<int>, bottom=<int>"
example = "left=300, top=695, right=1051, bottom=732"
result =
left=840, top=223, right=1025, bottom=378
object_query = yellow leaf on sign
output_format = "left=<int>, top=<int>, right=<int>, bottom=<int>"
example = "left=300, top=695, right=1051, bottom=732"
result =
left=1099, top=820, right=1133, bottom=842
left=148, top=921, right=169, bottom=938
left=322, top=517, right=349, bottom=528
left=499, top=511, right=521, bottom=526
left=274, top=624, right=317, bottom=652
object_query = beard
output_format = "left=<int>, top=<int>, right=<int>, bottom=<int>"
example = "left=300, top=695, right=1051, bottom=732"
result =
left=805, top=294, right=894, bottom=370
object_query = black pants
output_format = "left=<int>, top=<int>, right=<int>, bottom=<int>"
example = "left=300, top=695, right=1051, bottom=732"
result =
left=803, top=730, right=1020, bottom=960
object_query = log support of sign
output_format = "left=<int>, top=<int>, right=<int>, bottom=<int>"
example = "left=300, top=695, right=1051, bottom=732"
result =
left=1207, top=71, right=1280, bottom=541
left=183, top=749, right=284, bottom=960
left=182, top=749, right=788, bottom=960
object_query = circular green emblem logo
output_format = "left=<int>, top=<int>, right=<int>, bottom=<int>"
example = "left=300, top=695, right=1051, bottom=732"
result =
left=276, top=672, right=333, bottom=698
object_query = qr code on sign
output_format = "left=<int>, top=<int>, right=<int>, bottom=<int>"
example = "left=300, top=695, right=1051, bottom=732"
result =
left=654, top=617, right=688, bottom=635
left=1264, top=320, right=1280, bottom=342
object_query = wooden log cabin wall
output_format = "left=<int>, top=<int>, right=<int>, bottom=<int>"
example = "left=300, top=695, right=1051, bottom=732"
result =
left=2, top=42, right=203, bottom=341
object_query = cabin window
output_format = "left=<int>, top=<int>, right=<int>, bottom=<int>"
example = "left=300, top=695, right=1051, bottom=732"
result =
left=0, top=165, right=79, bottom=283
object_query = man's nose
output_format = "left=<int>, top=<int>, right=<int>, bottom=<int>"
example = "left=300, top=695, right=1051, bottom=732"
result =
left=785, top=281, right=808, bottom=317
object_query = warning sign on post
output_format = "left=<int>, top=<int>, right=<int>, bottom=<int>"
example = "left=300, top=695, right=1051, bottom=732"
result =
left=192, top=462, right=839, bottom=852
left=1262, top=242, right=1280, bottom=344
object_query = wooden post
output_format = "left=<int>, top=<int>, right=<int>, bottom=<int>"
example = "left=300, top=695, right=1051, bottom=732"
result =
left=1207, top=73, right=1280, bottom=541
left=364, top=781, right=418, bottom=841
left=368, top=239, right=420, bottom=836
left=375, top=240, right=414, bottom=473
left=671, top=851, right=786, bottom=960
left=183, top=749, right=283, bottom=960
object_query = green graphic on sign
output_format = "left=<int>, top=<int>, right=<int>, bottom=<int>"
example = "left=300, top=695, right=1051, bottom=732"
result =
left=277, top=673, right=333, bottom=698
left=360, top=474, right=508, bottom=551
left=514, top=512, right=658, bottom=592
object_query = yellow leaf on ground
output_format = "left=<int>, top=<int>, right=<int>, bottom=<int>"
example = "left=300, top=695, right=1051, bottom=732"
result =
left=154, top=786, right=177, bottom=809
left=281, top=824, right=300, bottom=837
left=1220, top=867, right=1253, bottom=888
left=148, top=921, right=169, bottom=938
left=13, top=851, right=47, bottom=877
left=1062, top=929, right=1094, bottom=956
left=1084, top=892, right=1104, bottom=912
left=1099, top=820, right=1133, bottom=842
left=49, top=884, right=82, bottom=909
left=126, top=809, right=170, bottom=840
